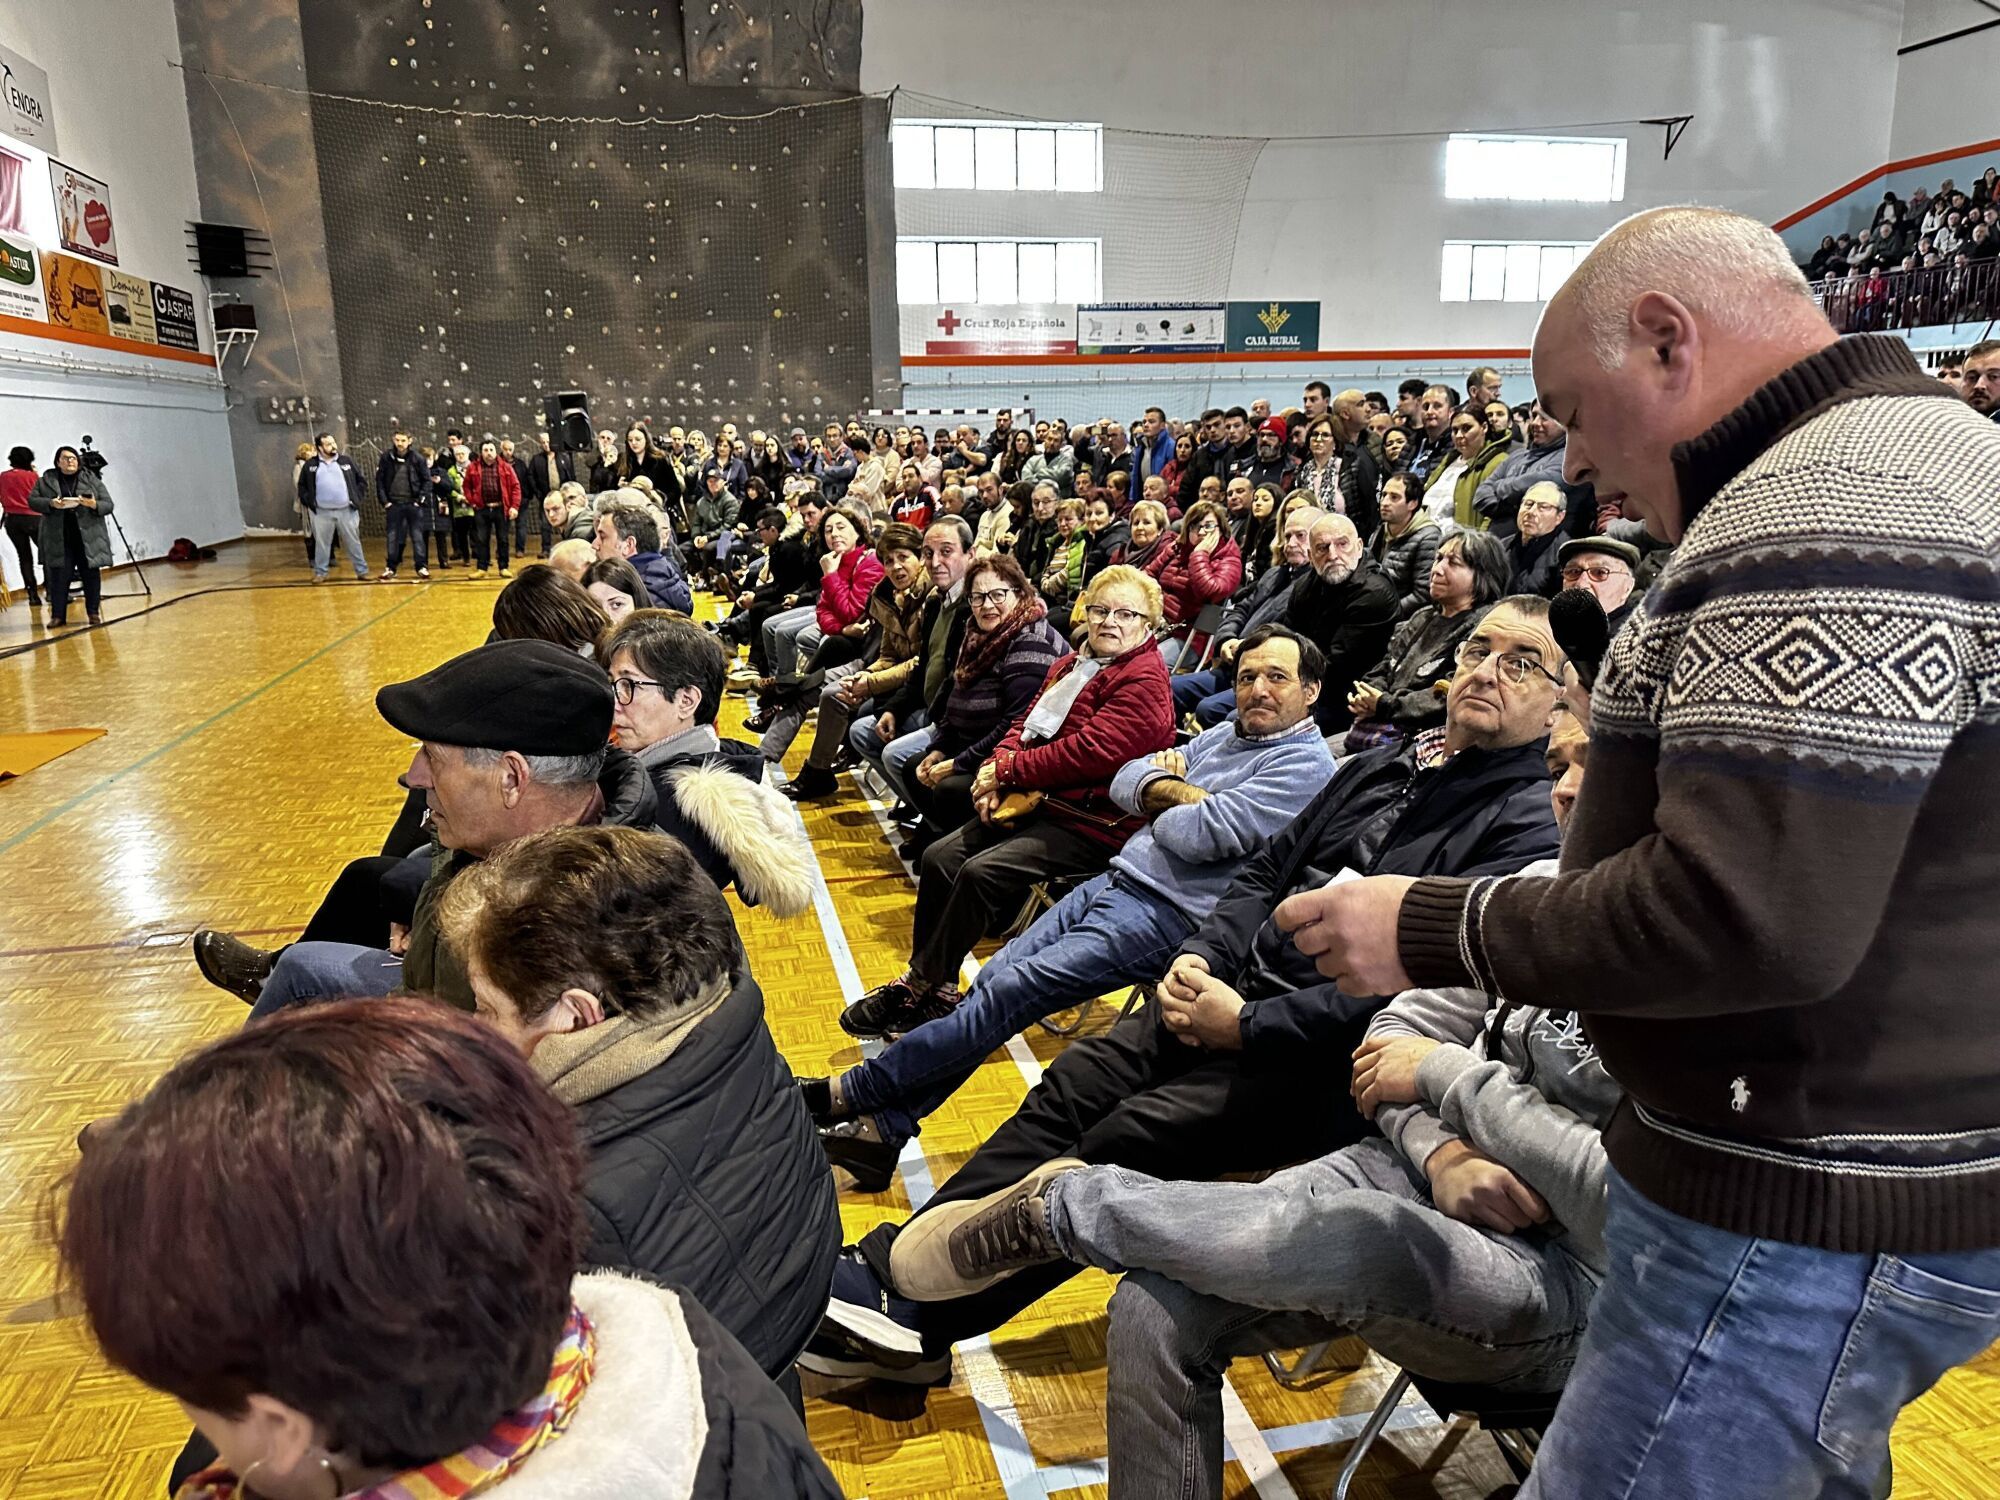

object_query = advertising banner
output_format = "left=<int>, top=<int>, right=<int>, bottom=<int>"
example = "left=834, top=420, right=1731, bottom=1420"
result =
left=901, top=303, right=1076, bottom=357
left=41, top=251, right=108, bottom=335
left=1077, top=302, right=1225, bottom=354
left=0, top=44, right=56, bottom=153
left=1225, top=299, right=1321, bottom=354
left=0, top=232, right=45, bottom=321
left=51, top=160, right=117, bottom=266
left=152, top=281, right=200, bottom=351
left=104, top=270, right=157, bottom=343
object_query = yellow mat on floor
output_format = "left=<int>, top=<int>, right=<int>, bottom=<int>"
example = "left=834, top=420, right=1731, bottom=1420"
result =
left=0, top=728, right=107, bottom=780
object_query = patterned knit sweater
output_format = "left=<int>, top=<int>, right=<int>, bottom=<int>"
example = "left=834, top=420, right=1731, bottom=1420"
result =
left=1397, top=334, right=2000, bottom=1254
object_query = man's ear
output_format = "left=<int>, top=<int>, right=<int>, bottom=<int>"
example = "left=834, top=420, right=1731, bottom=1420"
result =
left=1301, top=679, right=1323, bottom=710
left=1629, top=291, right=1697, bottom=392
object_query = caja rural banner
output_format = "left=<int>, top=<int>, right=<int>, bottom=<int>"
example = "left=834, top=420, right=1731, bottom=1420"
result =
left=0, top=232, right=46, bottom=321
left=1224, top=299, right=1320, bottom=353
left=50, top=159, right=117, bottom=266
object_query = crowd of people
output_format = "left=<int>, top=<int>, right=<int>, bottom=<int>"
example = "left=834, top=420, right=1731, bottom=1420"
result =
left=52, top=207, right=2000, bottom=1500
left=1802, top=167, right=2000, bottom=331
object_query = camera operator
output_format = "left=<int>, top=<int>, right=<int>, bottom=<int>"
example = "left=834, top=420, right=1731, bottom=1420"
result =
left=28, top=444, right=114, bottom=627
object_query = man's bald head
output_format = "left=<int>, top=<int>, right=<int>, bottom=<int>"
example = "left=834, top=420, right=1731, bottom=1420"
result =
left=1331, top=388, right=1368, bottom=437
left=1308, top=513, right=1363, bottom=584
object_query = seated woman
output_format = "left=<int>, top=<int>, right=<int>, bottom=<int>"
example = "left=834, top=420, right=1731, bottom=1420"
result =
left=584, top=554, right=651, bottom=624
left=1036, top=497, right=1087, bottom=624
left=1343, top=528, right=1509, bottom=753
left=839, top=565, right=1174, bottom=1042
left=903, top=554, right=1069, bottom=849
left=1145, top=499, right=1242, bottom=669
left=1113, top=497, right=1172, bottom=573
left=443, top=826, right=841, bottom=1382
left=607, top=612, right=815, bottom=916
left=760, top=521, right=929, bottom=776
left=66, top=997, right=840, bottom=1500
left=754, top=502, right=880, bottom=719
left=492, top=565, right=613, bottom=659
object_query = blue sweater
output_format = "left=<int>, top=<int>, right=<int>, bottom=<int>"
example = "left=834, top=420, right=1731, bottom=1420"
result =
left=1106, top=719, right=1336, bottom=924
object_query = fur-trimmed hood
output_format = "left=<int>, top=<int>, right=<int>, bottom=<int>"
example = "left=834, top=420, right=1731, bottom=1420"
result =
left=655, top=755, right=817, bottom=918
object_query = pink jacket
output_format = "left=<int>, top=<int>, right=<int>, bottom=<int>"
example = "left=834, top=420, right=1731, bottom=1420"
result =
left=816, top=546, right=886, bottom=635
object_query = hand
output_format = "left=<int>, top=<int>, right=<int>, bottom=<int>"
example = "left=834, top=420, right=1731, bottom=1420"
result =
left=387, top=922, right=411, bottom=957
left=820, top=551, right=841, bottom=574
left=969, top=761, right=999, bottom=800
left=1273, top=875, right=1418, bottom=996
left=1159, top=951, right=1212, bottom=1008
left=873, top=711, right=898, bottom=740
left=1149, top=747, right=1188, bottom=778
left=1216, top=638, right=1240, bottom=666
left=915, top=752, right=952, bottom=788
left=1349, top=1035, right=1441, bottom=1120
left=841, top=621, right=869, bottom=639
left=1426, top=1142, right=1550, bottom=1234
left=736, top=590, right=754, bottom=608
left=77, top=493, right=98, bottom=510
left=835, top=674, right=871, bottom=705
left=1196, top=531, right=1219, bottom=553
left=973, top=785, right=1003, bottom=823
left=782, top=594, right=798, bottom=607
left=1158, top=968, right=1246, bottom=1049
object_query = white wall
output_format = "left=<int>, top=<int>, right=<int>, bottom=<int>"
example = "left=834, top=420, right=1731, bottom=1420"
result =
left=0, top=0, right=241, bottom=591
left=867, top=0, right=1907, bottom=353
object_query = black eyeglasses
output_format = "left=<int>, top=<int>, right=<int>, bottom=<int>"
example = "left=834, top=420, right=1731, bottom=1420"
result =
left=611, top=676, right=668, bottom=705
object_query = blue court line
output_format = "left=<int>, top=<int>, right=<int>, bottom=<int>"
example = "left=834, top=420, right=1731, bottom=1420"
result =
left=0, top=588, right=427, bottom=862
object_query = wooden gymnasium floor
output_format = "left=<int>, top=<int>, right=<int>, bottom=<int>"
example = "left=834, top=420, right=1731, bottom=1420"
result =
left=1, top=537, right=1996, bottom=1500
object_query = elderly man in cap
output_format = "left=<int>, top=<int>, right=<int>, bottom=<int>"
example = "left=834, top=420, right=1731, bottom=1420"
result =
left=1554, top=534, right=1641, bottom=633
left=192, top=639, right=655, bottom=1019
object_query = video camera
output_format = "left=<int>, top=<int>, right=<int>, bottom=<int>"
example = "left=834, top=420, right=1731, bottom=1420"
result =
left=77, top=435, right=108, bottom=476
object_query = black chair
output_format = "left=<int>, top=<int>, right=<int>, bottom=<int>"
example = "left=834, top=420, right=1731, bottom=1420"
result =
left=1332, top=1369, right=1561, bottom=1499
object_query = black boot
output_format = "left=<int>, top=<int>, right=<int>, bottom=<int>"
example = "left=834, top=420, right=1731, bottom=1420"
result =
left=784, top=764, right=840, bottom=802
left=818, top=1118, right=900, bottom=1193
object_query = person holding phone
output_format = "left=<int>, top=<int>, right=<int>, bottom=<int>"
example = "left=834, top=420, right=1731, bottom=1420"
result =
left=28, top=444, right=114, bottom=627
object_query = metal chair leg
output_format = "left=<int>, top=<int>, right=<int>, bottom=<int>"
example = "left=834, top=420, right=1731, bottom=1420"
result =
left=1037, top=994, right=1098, bottom=1037
left=1263, top=1340, right=1334, bottom=1390
left=1333, top=1370, right=1412, bottom=1500
left=1120, top=983, right=1150, bottom=1019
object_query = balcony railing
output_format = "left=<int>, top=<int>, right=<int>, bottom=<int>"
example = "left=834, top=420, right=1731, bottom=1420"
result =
left=1810, top=258, right=2000, bottom=335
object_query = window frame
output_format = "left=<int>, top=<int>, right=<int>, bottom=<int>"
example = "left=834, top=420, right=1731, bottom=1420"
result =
left=1439, top=240, right=1591, bottom=303
left=892, top=120, right=1104, bottom=194
left=895, top=237, right=1104, bottom=305
left=1443, top=133, right=1628, bottom=204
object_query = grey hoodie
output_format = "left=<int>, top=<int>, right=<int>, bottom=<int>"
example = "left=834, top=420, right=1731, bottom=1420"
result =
left=1366, top=859, right=1622, bottom=1272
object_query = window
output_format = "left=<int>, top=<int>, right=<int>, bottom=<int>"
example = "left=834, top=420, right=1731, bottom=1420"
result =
left=897, top=238, right=1102, bottom=303
left=1440, top=241, right=1590, bottom=303
left=1444, top=134, right=1627, bottom=203
left=892, top=121, right=1103, bottom=193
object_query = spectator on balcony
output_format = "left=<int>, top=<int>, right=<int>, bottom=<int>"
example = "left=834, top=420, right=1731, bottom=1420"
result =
left=1967, top=223, right=1999, bottom=262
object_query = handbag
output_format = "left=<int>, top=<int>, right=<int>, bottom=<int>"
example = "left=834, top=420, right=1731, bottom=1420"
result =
left=988, top=789, right=1045, bottom=826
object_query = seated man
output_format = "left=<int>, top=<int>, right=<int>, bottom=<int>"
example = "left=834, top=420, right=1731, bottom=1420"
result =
left=888, top=712, right=1613, bottom=1500
left=720, top=498, right=823, bottom=663
left=1168, top=505, right=1322, bottom=723
left=835, top=565, right=1176, bottom=1042
left=595, top=497, right=693, bottom=614
left=192, top=639, right=658, bottom=1017
left=810, top=627, right=1338, bottom=1190
left=805, top=596, right=1567, bottom=1384
left=442, top=824, right=841, bottom=1383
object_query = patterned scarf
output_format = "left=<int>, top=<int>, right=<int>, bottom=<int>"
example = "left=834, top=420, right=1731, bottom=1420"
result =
left=953, top=593, right=1047, bottom=688
left=179, top=1306, right=597, bottom=1500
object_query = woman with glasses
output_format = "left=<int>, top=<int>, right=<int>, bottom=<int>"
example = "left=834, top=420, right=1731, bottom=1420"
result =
left=1503, top=480, right=1574, bottom=596
left=837, top=565, right=1171, bottom=1041
left=605, top=612, right=815, bottom=915
left=1144, top=499, right=1243, bottom=668
left=27, top=445, right=114, bottom=627
left=1448, top=405, right=1514, bottom=531
left=1296, top=417, right=1344, bottom=514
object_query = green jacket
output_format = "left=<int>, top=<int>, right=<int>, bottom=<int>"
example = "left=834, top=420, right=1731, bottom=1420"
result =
left=1453, top=437, right=1513, bottom=531
left=28, top=470, right=115, bottom=570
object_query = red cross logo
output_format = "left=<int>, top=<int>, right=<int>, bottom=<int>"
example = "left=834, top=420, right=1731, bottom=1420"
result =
left=936, top=308, right=962, bottom=335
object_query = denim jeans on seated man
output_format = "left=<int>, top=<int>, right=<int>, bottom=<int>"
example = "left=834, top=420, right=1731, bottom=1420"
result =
left=840, top=872, right=1194, bottom=1147
left=248, top=942, right=404, bottom=1020
left=846, top=716, right=932, bottom=808
left=1518, top=1170, right=2000, bottom=1500
left=1072, top=1137, right=1596, bottom=1500
left=762, top=604, right=819, bottom=685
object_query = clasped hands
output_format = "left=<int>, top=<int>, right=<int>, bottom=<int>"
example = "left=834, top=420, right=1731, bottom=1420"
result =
left=1157, top=953, right=1245, bottom=1050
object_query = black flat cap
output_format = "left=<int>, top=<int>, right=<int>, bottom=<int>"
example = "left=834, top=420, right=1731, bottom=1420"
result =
left=376, top=640, right=613, bottom=755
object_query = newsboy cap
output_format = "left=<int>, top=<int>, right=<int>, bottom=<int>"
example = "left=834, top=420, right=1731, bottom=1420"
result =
left=376, top=639, right=613, bottom=755
left=1557, top=535, right=1642, bottom=571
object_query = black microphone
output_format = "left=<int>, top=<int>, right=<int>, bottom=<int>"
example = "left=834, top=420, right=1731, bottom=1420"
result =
left=1550, top=587, right=1611, bottom=691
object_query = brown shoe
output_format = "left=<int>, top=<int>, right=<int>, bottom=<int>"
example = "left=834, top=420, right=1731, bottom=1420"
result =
left=192, top=929, right=279, bottom=1002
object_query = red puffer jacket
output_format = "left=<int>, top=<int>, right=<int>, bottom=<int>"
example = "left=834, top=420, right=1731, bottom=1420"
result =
left=1145, top=534, right=1243, bottom=629
left=815, top=545, right=886, bottom=635
left=460, top=458, right=521, bottom=515
left=988, top=642, right=1176, bottom=849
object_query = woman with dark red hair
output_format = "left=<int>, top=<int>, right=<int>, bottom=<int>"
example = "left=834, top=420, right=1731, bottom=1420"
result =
left=61, top=998, right=839, bottom=1499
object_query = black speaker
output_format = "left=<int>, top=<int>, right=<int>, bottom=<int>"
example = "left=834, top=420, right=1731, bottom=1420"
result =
left=192, top=223, right=251, bottom=278
left=543, top=390, right=592, bottom=451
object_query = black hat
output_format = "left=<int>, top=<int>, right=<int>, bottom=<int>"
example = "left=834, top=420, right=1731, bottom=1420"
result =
left=1557, top=536, right=1641, bottom=571
left=376, top=640, right=612, bottom=755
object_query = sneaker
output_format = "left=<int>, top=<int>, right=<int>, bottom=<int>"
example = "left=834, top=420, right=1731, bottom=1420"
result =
left=840, top=976, right=920, bottom=1040
left=417, top=567, right=430, bottom=580
left=886, top=983, right=959, bottom=1038
left=782, top=765, right=839, bottom=802
left=310, top=575, right=326, bottom=585
left=890, top=1159, right=1085, bottom=1301
left=191, top=929, right=279, bottom=1002
left=797, top=1325, right=951, bottom=1387
left=820, top=1247, right=927, bottom=1358
left=819, top=1118, right=900, bottom=1193
left=498, top=567, right=513, bottom=578
left=472, top=568, right=488, bottom=579
left=354, top=570, right=370, bottom=581
left=378, top=568, right=396, bottom=581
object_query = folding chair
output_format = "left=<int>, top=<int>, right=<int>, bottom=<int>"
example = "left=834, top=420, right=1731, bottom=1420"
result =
left=1037, top=981, right=1152, bottom=1038
left=1167, top=601, right=1226, bottom=673
left=1332, top=1371, right=1561, bottom=1499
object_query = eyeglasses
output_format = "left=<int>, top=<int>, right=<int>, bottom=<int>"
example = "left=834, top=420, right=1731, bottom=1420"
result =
left=1560, top=562, right=1629, bottom=583
left=1518, top=499, right=1565, bottom=514
left=1456, top=640, right=1564, bottom=687
left=611, top=676, right=668, bottom=705
left=1084, top=605, right=1146, bottom=626
left=970, top=587, right=1017, bottom=607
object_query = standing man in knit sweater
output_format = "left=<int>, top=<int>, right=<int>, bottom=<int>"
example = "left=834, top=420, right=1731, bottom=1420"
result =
left=1276, top=206, right=2000, bottom=1498
left=808, top=627, right=1337, bottom=1190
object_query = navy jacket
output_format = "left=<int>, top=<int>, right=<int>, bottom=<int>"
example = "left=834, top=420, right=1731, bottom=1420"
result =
left=296, top=453, right=366, bottom=511
left=373, top=449, right=433, bottom=505
left=631, top=549, right=694, bottom=614
left=1178, top=739, right=1559, bottom=1061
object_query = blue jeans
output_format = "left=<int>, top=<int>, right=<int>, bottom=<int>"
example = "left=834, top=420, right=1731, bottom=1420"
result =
left=1520, top=1170, right=2000, bottom=1499
left=310, top=506, right=367, bottom=579
left=383, top=501, right=427, bottom=572
left=847, top=708, right=927, bottom=785
left=762, top=605, right=818, bottom=684
left=878, top=726, right=935, bottom=809
left=248, top=941, right=404, bottom=1021
left=1171, top=669, right=1220, bottom=717
left=840, top=873, right=1193, bottom=1145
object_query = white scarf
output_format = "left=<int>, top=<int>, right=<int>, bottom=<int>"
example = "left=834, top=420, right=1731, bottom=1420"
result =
left=1022, top=655, right=1104, bottom=743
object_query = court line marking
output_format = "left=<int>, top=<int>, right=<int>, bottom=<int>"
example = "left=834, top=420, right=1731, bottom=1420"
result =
left=0, top=589, right=428, bottom=862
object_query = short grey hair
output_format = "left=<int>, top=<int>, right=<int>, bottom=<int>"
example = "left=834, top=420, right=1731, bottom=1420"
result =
left=460, top=743, right=607, bottom=790
left=1556, top=206, right=1820, bottom=369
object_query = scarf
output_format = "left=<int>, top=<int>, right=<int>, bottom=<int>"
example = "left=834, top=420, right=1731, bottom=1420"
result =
left=530, top=972, right=734, bottom=1106
left=1022, top=653, right=1104, bottom=743
left=631, top=722, right=720, bottom=768
left=179, top=1306, right=597, bottom=1500
left=954, top=593, right=1046, bottom=688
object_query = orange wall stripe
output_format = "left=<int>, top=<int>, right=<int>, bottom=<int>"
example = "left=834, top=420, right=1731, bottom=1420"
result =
left=0, top=311, right=216, bottom=368
left=903, top=346, right=1531, bottom=368
left=1774, top=135, right=2000, bottom=231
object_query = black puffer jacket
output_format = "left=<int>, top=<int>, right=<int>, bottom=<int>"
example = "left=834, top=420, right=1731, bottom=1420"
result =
left=643, top=736, right=816, bottom=917
left=569, top=968, right=841, bottom=1378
